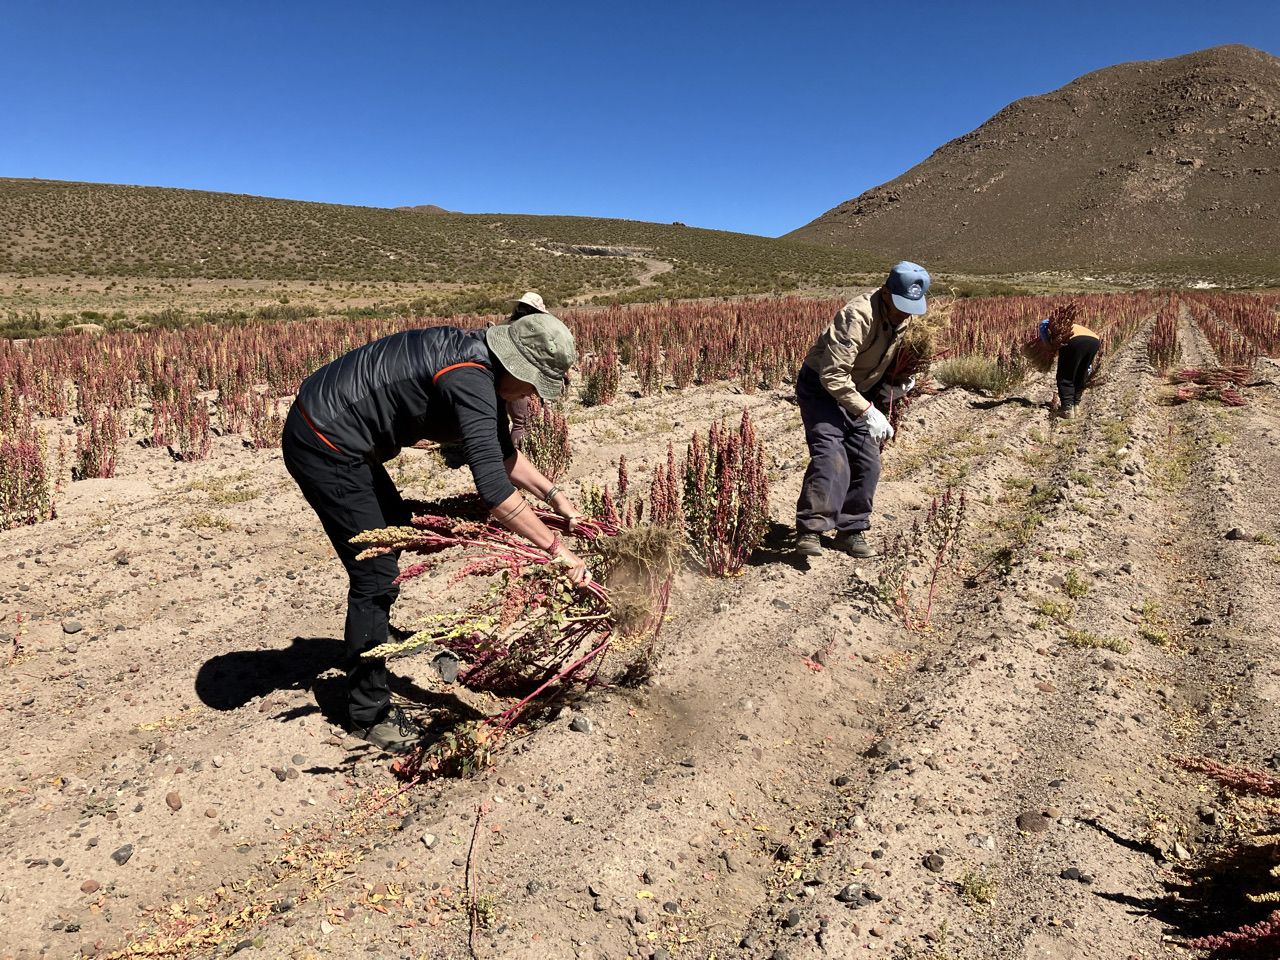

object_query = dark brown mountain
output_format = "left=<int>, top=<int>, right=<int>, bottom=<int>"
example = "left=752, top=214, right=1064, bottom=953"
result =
left=787, top=44, right=1280, bottom=282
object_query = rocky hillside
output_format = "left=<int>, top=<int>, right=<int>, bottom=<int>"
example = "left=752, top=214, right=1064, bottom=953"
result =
left=0, top=178, right=883, bottom=305
left=788, top=44, right=1280, bottom=283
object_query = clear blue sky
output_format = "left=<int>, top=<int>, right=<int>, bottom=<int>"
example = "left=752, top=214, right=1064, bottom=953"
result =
left=3, top=0, right=1277, bottom=237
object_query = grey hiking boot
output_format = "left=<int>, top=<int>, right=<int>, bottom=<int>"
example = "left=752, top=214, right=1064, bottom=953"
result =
left=795, top=532, right=823, bottom=557
left=831, top=530, right=876, bottom=558
left=350, top=705, right=424, bottom=754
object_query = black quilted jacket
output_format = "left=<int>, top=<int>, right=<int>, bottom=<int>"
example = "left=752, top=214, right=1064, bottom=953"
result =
left=293, top=326, right=516, bottom=505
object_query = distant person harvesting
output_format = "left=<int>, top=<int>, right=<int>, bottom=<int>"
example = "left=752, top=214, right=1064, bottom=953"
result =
left=794, top=262, right=930, bottom=559
left=282, top=312, right=590, bottom=752
left=1025, top=309, right=1099, bottom=419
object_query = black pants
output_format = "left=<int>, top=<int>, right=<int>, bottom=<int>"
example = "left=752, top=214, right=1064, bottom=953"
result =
left=1057, top=335, right=1100, bottom=408
left=794, top=365, right=882, bottom=534
left=282, top=407, right=410, bottom=726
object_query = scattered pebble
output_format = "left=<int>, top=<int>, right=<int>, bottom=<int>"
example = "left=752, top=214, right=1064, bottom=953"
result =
left=80, top=879, right=99, bottom=894
left=110, top=844, right=134, bottom=866
left=165, top=792, right=182, bottom=812
left=421, top=834, right=437, bottom=849
left=62, top=620, right=83, bottom=635
left=568, top=716, right=593, bottom=734
left=923, top=854, right=945, bottom=873
left=869, top=738, right=896, bottom=759
left=1016, top=811, right=1051, bottom=833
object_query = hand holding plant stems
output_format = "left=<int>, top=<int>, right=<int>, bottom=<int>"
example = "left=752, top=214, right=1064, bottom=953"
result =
left=351, top=494, right=678, bottom=779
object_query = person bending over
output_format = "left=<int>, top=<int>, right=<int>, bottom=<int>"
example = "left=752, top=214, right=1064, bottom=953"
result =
left=1039, top=317, right=1100, bottom=419
left=282, top=312, right=588, bottom=752
left=794, top=262, right=930, bottom=559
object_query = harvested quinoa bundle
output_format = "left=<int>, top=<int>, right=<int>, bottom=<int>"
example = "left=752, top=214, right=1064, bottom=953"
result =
left=1021, top=302, right=1079, bottom=373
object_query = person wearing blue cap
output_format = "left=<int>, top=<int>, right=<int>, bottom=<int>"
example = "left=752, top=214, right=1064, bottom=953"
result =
left=794, top=261, right=929, bottom=558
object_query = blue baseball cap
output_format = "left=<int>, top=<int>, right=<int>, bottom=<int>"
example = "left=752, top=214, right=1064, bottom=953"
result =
left=887, top=261, right=930, bottom=315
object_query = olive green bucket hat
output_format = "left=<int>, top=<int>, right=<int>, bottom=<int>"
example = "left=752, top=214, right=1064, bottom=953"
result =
left=486, top=312, right=576, bottom=401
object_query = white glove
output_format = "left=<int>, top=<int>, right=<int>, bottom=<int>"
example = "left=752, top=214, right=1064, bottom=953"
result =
left=878, top=377, right=916, bottom=404
left=859, top=404, right=894, bottom=443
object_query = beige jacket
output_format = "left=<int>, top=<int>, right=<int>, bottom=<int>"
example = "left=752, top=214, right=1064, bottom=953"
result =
left=802, top=289, right=910, bottom=416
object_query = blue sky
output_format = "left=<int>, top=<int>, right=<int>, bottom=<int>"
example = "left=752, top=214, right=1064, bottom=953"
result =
left=3, top=1, right=1278, bottom=237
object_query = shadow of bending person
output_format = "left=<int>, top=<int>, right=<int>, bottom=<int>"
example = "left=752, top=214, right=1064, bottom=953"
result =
left=196, top=636, right=489, bottom=735
left=195, top=636, right=344, bottom=713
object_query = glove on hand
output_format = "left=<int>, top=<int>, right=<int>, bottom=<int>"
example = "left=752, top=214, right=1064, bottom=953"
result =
left=878, top=376, right=916, bottom=405
left=859, top=404, right=895, bottom=443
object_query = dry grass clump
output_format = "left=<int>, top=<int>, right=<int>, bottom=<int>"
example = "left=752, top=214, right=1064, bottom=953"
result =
left=934, top=354, right=1024, bottom=395
left=596, top=524, right=683, bottom=633
left=180, top=511, right=232, bottom=531
left=1066, top=630, right=1131, bottom=655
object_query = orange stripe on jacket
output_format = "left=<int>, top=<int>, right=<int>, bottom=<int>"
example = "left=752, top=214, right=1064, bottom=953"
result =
left=294, top=400, right=343, bottom=455
left=432, top=361, right=487, bottom=384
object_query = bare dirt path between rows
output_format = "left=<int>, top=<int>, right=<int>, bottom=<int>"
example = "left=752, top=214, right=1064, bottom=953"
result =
left=2, top=313, right=1279, bottom=960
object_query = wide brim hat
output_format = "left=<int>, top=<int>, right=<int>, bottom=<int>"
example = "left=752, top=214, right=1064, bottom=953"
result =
left=486, top=312, right=576, bottom=402
left=511, top=291, right=547, bottom=314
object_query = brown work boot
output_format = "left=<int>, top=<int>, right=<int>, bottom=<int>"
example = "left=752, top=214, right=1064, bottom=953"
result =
left=831, top=530, right=876, bottom=558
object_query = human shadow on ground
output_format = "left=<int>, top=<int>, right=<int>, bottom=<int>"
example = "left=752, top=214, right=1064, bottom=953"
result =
left=968, top=396, right=1042, bottom=411
left=746, top=521, right=813, bottom=571
left=196, top=636, right=488, bottom=734
left=1085, top=817, right=1280, bottom=944
left=195, top=636, right=344, bottom=711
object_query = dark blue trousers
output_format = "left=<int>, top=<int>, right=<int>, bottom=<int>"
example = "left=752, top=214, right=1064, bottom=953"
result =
left=794, top=365, right=881, bottom=535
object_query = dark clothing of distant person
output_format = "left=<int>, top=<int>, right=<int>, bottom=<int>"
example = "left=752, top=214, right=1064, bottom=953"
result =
left=1056, top=334, right=1100, bottom=411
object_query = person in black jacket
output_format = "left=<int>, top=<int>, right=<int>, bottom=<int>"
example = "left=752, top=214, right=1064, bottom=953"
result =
left=282, top=312, right=588, bottom=752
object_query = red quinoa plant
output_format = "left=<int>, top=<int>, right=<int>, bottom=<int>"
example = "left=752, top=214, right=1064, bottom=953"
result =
left=521, top=396, right=571, bottom=481
left=0, top=416, right=53, bottom=529
left=74, top=407, right=122, bottom=479
left=681, top=408, right=769, bottom=577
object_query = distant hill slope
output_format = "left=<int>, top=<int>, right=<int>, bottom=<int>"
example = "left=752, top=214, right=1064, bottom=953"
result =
left=394, top=204, right=453, bottom=214
left=788, top=44, right=1280, bottom=282
left=0, top=178, right=884, bottom=304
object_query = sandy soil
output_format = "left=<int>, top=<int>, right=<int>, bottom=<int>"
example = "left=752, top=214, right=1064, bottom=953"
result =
left=2, top=313, right=1280, bottom=960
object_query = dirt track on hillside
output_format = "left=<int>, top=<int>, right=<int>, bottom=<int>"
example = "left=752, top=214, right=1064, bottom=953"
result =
left=2, top=314, right=1279, bottom=960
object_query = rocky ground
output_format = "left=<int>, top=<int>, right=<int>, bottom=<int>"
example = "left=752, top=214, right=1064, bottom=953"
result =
left=2, top=311, right=1279, bottom=960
